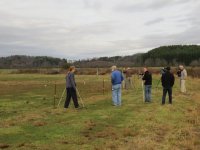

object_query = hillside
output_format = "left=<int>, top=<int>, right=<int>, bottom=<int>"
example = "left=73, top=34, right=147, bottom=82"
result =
left=143, top=45, right=200, bottom=66
left=0, top=45, right=200, bottom=68
left=0, top=55, right=69, bottom=69
left=75, top=45, right=200, bottom=67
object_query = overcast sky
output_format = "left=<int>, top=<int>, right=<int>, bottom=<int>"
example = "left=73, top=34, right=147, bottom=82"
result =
left=0, top=0, right=200, bottom=59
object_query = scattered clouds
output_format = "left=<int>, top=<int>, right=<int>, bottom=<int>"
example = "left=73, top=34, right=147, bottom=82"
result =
left=0, top=0, right=199, bottom=59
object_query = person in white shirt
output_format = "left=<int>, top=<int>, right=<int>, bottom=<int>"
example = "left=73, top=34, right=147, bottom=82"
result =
left=179, top=65, right=187, bottom=93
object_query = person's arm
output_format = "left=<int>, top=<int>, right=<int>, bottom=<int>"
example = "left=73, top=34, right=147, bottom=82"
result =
left=171, top=74, right=175, bottom=87
left=161, top=74, right=164, bottom=87
left=65, top=75, right=68, bottom=88
left=111, top=73, right=115, bottom=84
left=121, top=73, right=124, bottom=81
left=69, top=73, right=76, bottom=89
left=184, top=70, right=187, bottom=79
left=142, top=72, right=147, bottom=81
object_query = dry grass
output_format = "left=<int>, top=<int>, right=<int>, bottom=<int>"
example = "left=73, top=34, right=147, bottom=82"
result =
left=0, top=74, right=200, bottom=150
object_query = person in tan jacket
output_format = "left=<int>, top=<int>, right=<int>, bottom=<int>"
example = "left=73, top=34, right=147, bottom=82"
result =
left=179, top=65, right=187, bottom=93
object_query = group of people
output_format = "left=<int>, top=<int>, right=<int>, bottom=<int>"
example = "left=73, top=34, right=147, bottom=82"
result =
left=111, top=65, right=187, bottom=106
left=64, top=65, right=187, bottom=109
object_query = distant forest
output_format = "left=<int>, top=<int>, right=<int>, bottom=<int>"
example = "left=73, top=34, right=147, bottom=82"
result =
left=74, top=45, right=200, bottom=68
left=0, top=56, right=69, bottom=69
left=0, top=45, right=200, bottom=69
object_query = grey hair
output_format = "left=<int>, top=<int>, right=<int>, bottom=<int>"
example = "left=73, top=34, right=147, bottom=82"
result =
left=179, top=65, right=184, bottom=69
left=111, top=66, right=117, bottom=71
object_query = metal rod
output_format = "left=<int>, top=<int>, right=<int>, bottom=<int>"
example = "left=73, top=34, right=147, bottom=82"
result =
left=54, top=82, right=57, bottom=108
left=103, top=79, right=105, bottom=95
left=76, top=88, right=85, bottom=108
left=57, top=88, right=66, bottom=108
left=142, top=80, right=145, bottom=102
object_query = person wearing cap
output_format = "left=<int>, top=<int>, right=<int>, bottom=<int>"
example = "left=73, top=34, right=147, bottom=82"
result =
left=111, top=66, right=124, bottom=106
left=142, top=67, right=152, bottom=102
left=161, top=67, right=175, bottom=105
left=179, top=65, right=187, bottom=93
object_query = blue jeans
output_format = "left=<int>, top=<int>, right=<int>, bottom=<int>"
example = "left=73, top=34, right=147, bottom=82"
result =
left=112, top=84, right=122, bottom=106
left=144, top=85, right=152, bottom=102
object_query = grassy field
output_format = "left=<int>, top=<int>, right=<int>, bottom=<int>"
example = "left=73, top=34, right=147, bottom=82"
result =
left=0, top=73, right=200, bottom=150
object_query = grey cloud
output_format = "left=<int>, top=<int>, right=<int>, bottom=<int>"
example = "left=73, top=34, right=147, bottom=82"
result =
left=115, top=0, right=190, bottom=13
left=83, top=0, right=102, bottom=10
left=109, top=22, right=200, bottom=53
left=0, top=0, right=200, bottom=59
left=0, top=11, right=115, bottom=58
left=145, top=18, right=164, bottom=26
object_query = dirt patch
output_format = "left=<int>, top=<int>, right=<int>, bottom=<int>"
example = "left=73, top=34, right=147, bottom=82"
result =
left=33, top=121, right=47, bottom=127
left=0, top=120, right=16, bottom=128
left=185, top=107, right=199, bottom=125
left=0, top=144, right=10, bottom=149
left=84, top=120, right=96, bottom=130
left=17, top=143, right=25, bottom=147
left=81, top=131, right=91, bottom=139
left=16, top=113, right=45, bottom=123
left=153, top=125, right=169, bottom=143
left=105, top=142, right=117, bottom=150
left=95, top=127, right=117, bottom=139
left=123, top=128, right=138, bottom=137
left=59, top=141, right=69, bottom=145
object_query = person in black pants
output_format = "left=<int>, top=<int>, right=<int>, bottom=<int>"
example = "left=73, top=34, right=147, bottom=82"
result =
left=64, top=66, right=79, bottom=109
left=161, top=67, right=175, bottom=105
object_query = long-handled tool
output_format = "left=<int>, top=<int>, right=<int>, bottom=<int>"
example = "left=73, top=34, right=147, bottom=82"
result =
left=76, top=87, right=85, bottom=108
left=57, top=88, right=66, bottom=108
left=156, top=79, right=161, bottom=89
left=141, top=80, right=145, bottom=102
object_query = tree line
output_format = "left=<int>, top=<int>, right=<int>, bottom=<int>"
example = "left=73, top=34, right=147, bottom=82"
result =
left=0, top=45, right=200, bottom=69
left=0, top=55, right=70, bottom=69
left=74, top=45, right=200, bottom=67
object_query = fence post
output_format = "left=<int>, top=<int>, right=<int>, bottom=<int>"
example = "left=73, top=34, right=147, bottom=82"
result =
left=54, top=82, right=57, bottom=108
left=103, top=79, right=105, bottom=95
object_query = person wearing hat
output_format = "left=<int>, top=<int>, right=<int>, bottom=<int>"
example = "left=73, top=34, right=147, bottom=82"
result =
left=161, top=67, right=175, bottom=105
left=179, top=65, right=187, bottom=93
left=142, top=67, right=152, bottom=102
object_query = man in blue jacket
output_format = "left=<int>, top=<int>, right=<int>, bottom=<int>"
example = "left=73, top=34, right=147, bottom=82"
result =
left=111, top=66, right=124, bottom=106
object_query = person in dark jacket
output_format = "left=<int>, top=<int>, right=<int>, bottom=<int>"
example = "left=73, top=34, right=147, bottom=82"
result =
left=161, top=67, right=175, bottom=105
left=64, top=66, right=79, bottom=109
left=142, top=67, right=152, bottom=102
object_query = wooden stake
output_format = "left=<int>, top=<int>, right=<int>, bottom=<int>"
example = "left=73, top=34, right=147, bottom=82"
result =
left=54, top=82, right=57, bottom=108
left=103, top=79, right=105, bottom=95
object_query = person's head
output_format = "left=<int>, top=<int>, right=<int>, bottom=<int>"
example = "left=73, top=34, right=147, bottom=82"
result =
left=69, top=66, right=76, bottom=73
left=166, top=66, right=171, bottom=71
left=111, top=66, right=117, bottom=72
left=179, top=65, right=184, bottom=70
left=143, top=67, right=148, bottom=73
